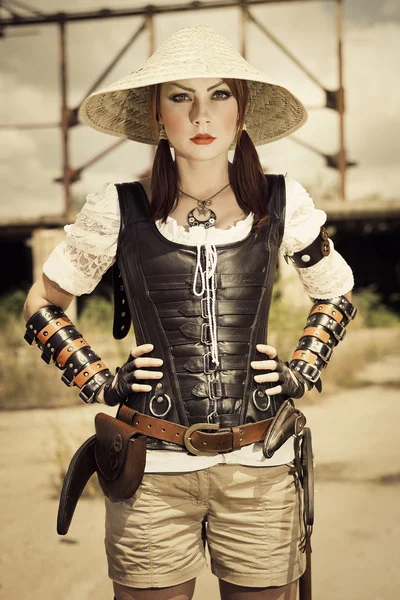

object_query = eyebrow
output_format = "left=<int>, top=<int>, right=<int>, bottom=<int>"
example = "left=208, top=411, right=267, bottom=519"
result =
left=166, top=80, right=226, bottom=92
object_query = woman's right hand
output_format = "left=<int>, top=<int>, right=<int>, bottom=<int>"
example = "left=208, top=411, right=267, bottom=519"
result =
left=101, top=343, right=164, bottom=406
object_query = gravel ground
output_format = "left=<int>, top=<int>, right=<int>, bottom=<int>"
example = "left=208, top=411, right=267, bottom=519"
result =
left=0, top=355, right=399, bottom=600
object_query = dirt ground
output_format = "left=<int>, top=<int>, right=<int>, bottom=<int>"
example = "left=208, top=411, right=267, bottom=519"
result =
left=0, top=355, right=399, bottom=600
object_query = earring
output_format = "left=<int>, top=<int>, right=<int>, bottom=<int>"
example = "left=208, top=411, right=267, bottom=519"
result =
left=159, top=124, right=168, bottom=141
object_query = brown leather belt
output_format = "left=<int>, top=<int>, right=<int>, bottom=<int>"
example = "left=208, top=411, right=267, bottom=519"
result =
left=118, top=405, right=274, bottom=456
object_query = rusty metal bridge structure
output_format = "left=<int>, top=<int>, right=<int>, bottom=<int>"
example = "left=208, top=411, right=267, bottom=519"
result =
left=1, top=0, right=353, bottom=218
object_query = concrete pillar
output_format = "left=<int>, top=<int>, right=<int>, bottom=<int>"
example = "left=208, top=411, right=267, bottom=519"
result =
left=29, top=228, right=77, bottom=320
left=278, top=254, right=311, bottom=310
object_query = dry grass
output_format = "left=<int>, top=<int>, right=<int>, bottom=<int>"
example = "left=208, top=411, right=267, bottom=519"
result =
left=0, top=317, right=132, bottom=410
left=49, top=419, right=102, bottom=499
left=2, top=291, right=399, bottom=498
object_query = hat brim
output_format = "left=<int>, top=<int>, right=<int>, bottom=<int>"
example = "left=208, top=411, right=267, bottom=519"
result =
left=79, top=77, right=307, bottom=147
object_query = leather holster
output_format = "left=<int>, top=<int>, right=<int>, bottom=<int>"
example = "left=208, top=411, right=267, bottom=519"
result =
left=57, top=413, right=146, bottom=536
left=262, top=399, right=307, bottom=459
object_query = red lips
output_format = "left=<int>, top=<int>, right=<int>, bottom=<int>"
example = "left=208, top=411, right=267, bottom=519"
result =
left=190, top=134, right=216, bottom=145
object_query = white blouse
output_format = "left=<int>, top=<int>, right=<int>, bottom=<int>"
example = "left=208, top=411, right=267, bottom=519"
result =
left=43, top=174, right=354, bottom=473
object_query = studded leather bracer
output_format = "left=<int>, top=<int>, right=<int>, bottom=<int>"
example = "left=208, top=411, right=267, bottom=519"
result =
left=24, top=305, right=112, bottom=403
left=289, top=295, right=357, bottom=391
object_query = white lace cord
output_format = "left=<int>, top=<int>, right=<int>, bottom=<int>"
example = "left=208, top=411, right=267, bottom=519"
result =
left=191, top=243, right=220, bottom=367
left=205, top=244, right=219, bottom=367
left=192, top=244, right=206, bottom=297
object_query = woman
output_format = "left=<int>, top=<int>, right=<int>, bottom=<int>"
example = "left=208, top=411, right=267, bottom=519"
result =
left=24, top=25, right=355, bottom=600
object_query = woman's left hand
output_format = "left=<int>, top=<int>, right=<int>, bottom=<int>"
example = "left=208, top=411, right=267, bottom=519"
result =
left=251, top=344, right=307, bottom=399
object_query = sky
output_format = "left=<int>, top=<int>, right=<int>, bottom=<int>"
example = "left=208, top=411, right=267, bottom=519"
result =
left=0, top=0, right=399, bottom=218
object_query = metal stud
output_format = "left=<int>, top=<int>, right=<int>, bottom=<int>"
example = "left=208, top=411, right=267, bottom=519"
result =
left=301, top=254, right=311, bottom=263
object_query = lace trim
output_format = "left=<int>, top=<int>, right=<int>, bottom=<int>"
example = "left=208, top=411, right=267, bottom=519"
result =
left=64, top=208, right=120, bottom=258
left=295, top=240, right=354, bottom=299
left=42, top=177, right=353, bottom=299
left=156, top=213, right=254, bottom=245
left=43, top=242, right=115, bottom=296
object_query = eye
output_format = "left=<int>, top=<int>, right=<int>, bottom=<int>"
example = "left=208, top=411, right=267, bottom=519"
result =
left=170, top=93, right=191, bottom=102
left=212, top=89, right=232, bottom=100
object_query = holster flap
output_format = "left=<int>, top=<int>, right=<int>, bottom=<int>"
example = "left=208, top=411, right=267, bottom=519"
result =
left=263, top=399, right=306, bottom=459
left=57, top=434, right=97, bottom=536
left=95, top=412, right=139, bottom=481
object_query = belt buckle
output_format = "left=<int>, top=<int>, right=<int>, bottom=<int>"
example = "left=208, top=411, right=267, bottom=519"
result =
left=183, top=423, right=220, bottom=456
left=203, top=352, right=214, bottom=375
left=201, top=323, right=212, bottom=345
left=201, top=298, right=209, bottom=319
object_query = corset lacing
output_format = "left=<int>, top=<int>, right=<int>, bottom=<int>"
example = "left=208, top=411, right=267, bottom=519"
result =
left=192, top=243, right=219, bottom=367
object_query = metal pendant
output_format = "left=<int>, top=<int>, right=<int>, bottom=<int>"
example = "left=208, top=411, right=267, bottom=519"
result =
left=187, top=207, right=217, bottom=229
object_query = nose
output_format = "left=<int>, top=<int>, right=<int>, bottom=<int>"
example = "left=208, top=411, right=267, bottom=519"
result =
left=190, top=98, right=211, bottom=127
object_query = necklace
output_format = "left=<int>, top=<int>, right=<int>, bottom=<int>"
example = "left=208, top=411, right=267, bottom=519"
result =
left=180, top=182, right=231, bottom=228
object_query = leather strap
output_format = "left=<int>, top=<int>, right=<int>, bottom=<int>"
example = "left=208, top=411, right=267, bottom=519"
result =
left=301, top=326, right=331, bottom=345
left=174, top=354, right=247, bottom=373
left=169, top=323, right=250, bottom=344
left=24, top=305, right=65, bottom=344
left=291, top=349, right=326, bottom=367
left=157, top=299, right=258, bottom=318
left=36, top=316, right=72, bottom=344
left=306, top=312, right=346, bottom=342
left=145, top=272, right=265, bottom=291
left=56, top=337, right=90, bottom=368
left=295, top=337, right=333, bottom=362
left=112, top=264, right=131, bottom=340
left=73, top=360, right=109, bottom=388
left=117, top=405, right=273, bottom=454
left=309, top=303, right=346, bottom=324
left=181, top=381, right=244, bottom=399
left=41, top=327, right=83, bottom=364
left=285, top=225, right=330, bottom=268
left=62, top=347, right=102, bottom=386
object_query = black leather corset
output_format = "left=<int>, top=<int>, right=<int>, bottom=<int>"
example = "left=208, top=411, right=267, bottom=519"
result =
left=114, top=175, right=286, bottom=447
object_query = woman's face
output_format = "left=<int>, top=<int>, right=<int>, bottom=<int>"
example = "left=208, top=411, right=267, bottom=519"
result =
left=158, top=77, right=239, bottom=161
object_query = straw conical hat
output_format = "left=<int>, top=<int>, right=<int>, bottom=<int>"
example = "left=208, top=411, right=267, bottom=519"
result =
left=79, top=24, right=307, bottom=146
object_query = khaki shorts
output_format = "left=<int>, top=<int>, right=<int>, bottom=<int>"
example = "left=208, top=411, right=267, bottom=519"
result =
left=105, top=463, right=306, bottom=589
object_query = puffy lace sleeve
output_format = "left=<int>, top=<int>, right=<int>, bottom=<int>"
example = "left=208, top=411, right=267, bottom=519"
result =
left=282, top=175, right=354, bottom=299
left=43, top=182, right=120, bottom=295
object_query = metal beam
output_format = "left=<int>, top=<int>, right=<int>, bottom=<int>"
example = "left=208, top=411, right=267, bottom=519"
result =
left=59, top=21, right=71, bottom=219
left=0, top=0, right=331, bottom=27
left=246, top=7, right=327, bottom=91
left=336, top=0, right=346, bottom=200
left=3, top=0, right=44, bottom=16
left=80, top=20, right=146, bottom=104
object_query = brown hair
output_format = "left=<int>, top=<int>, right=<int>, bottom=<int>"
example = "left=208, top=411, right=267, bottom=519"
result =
left=149, top=79, right=269, bottom=226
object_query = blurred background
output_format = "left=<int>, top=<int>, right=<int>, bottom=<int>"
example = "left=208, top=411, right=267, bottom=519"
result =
left=0, top=2, right=399, bottom=599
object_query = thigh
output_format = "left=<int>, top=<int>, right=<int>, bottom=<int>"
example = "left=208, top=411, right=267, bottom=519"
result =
left=207, top=464, right=305, bottom=589
left=218, top=580, right=297, bottom=600
left=105, top=471, right=208, bottom=589
left=114, top=578, right=196, bottom=600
